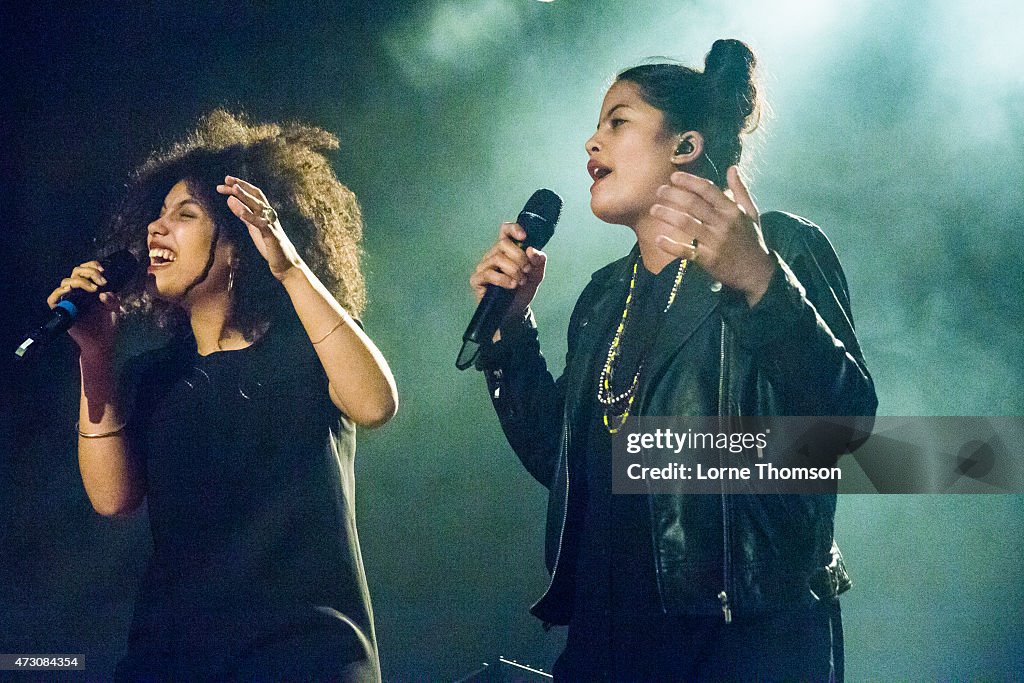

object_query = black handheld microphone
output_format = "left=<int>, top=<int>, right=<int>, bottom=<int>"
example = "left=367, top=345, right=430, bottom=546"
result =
left=456, top=189, right=562, bottom=370
left=14, top=249, right=139, bottom=360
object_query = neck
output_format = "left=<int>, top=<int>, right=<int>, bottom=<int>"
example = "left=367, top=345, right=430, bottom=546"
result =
left=187, top=292, right=246, bottom=355
left=632, top=216, right=675, bottom=274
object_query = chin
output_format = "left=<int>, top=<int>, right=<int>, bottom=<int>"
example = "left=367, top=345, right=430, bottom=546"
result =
left=151, top=290, right=183, bottom=304
left=146, top=276, right=182, bottom=303
left=590, top=197, right=635, bottom=227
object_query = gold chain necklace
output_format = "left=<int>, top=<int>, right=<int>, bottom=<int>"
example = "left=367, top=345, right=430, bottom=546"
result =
left=597, top=256, right=687, bottom=433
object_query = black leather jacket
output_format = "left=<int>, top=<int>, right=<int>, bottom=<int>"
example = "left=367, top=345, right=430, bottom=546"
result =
left=478, top=211, right=877, bottom=626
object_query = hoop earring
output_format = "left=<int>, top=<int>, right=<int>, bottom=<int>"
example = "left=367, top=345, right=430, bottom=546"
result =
left=227, top=260, right=236, bottom=294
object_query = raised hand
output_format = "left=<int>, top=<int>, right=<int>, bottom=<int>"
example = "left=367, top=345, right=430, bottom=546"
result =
left=650, top=166, right=776, bottom=306
left=216, top=175, right=303, bottom=280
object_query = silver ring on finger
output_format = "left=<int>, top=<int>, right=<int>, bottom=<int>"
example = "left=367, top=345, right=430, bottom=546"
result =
left=260, top=205, right=278, bottom=225
left=690, top=237, right=699, bottom=260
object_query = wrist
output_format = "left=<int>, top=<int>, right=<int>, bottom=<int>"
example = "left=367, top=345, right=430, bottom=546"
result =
left=496, top=306, right=535, bottom=343
left=275, top=260, right=308, bottom=286
left=742, top=252, right=776, bottom=308
left=77, top=421, right=126, bottom=439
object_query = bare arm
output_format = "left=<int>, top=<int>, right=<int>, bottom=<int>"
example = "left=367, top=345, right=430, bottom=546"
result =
left=77, top=351, right=145, bottom=516
left=217, top=176, right=398, bottom=428
left=279, top=263, right=398, bottom=427
left=48, top=261, right=145, bottom=516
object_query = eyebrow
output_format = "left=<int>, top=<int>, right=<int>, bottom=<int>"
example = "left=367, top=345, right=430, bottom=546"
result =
left=598, top=103, right=632, bottom=127
left=161, top=198, right=202, bottom=212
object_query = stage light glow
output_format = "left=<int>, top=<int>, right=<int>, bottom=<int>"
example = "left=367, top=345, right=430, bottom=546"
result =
left=385, top=0, right=522, bottom=84
left=930, top=0, right=1023, bottom=86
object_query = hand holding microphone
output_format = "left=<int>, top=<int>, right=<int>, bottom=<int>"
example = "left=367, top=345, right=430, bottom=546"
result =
left=470, top=222, right=548, bottom=334
left=457, top=189, right=561, bottom=370
left=15, top=250, right=138, bottom=360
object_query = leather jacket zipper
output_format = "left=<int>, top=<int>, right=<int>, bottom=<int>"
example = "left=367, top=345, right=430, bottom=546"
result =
left=718, top=318, right=733, bottom=624
left=532, top=410, right=571, bottom=624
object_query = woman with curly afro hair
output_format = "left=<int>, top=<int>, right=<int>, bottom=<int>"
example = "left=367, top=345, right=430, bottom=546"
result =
left=48, top=110, right=397, bottom=681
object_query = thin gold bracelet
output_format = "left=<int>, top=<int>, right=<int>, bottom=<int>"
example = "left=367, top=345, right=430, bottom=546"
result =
left=311, top=319, right=345, bottom=345
left=77, top=422, right=127, bottom=439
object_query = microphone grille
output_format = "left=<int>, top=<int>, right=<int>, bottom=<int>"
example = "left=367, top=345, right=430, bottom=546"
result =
left=517, top=189, right=562, bottom=250
left=524, top=189, right=563, bottom=225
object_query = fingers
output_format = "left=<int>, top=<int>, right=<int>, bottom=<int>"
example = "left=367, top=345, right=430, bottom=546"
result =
left=472, top=249, right=528, bottom=289
left=470, top=224, right=541, bottom=298
left=224, top=194, right=260, bottom=226
left=64, top=275, right=99, bottom=291
left=494, top=234, right=532, bottom=267
left=47, top=262, right=108, bottom=308
left=46, top=287, right=66, bottom=308
left=220, top=186, right=260, bottom=219
left=652, top=169, right=759, bottom=249
left=72, top=263, right=108, bottom=287
left=500, top=252, right=532, bottom=283
left=480, top=224, right=531, bottom=276
left=667, top=171, right=735, bottom=215
left=654, top=179, right=719, bottom=225
left=726, top=166, right=759, bottom=221
left=48, top=276, right=98, bottom=307
left=217, top=178, right=274, bottom=229
left=471, top=263, right=520, bottom=291
left=222, top=175, right=267, bottom=201
left=649, top=201, right=704, bottom=239
left=655, top=234, right=699, bottom=261
left=525, top=247, right=547, bottom=281
left=499, top=221, right=527, bottom=243
left=218, top=176, right=270, bottom=218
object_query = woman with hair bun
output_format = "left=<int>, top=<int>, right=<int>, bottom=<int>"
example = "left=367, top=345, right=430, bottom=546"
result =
left=470, top=39, right=876, bottom=679
left=49, top=110, right=397, bottom=681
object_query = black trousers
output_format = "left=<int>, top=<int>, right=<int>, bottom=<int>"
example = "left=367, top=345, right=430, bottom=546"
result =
left=553, top=600, right=843, bottom=682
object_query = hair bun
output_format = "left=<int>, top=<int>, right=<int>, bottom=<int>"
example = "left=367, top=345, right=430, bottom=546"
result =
left=703, top=39, right=759, bottom=130
left=704, top=39, right=756, bottom=91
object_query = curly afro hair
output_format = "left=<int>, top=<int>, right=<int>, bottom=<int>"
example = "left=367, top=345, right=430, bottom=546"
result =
left=104, top=109, right=366, bottom=341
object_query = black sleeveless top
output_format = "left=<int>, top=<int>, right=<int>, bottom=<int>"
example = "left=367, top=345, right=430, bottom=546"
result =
left=116, top=318, right=378, bottom=681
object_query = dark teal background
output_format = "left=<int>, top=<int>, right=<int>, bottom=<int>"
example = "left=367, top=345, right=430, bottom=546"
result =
left=2, top=1, right=1022, bottom=679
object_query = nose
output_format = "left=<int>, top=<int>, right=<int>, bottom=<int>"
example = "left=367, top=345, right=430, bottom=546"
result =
left=147, top=214, right=168, bottom=239
left=585, top=131, right=601, bottom=155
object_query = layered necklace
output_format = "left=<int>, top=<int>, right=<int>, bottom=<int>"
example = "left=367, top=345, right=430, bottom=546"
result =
left=597, top=256, right=688, bottom=433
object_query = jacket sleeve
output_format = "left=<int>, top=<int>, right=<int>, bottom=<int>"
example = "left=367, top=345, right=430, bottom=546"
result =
left=719, top=211, right=878, bottom=418
left=475, top=283, right=596, bottom=489
left=474, top=309, right=564, bottom=489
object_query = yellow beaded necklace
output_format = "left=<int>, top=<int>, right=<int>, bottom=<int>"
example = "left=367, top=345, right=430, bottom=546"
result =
left=597, top=256, right=688, bottom=433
